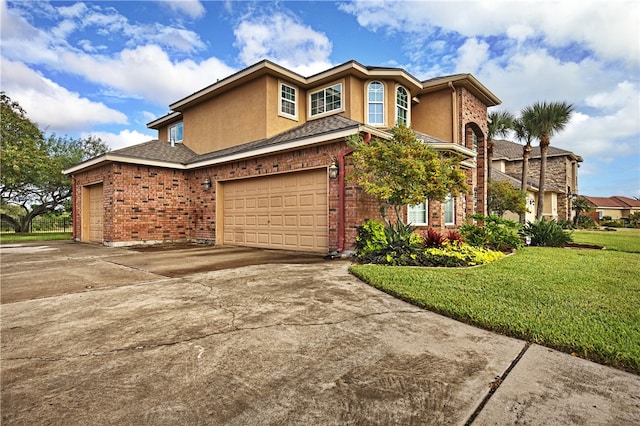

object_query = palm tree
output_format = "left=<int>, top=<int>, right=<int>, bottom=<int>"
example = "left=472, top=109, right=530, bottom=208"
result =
left=512, top=110, right=536, bottom=223
left=572, top=197, right=593, bottom=226
left=487, top=110, right=514, bottom=182
left=527, top=101, right=574, bottom=220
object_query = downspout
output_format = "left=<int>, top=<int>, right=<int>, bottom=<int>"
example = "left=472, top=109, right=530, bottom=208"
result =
left=337, top=132, right=371, bottom=252
left=448, top=82, right=458, bottom=145
left=71, top=176, right=77, bottom=241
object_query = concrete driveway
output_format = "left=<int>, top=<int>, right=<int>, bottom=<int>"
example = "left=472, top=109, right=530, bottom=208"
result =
left=1, top=241, right=639, bottom=425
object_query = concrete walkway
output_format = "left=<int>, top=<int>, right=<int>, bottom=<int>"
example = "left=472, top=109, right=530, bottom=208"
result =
left=1, top=241, right=638, bottom=425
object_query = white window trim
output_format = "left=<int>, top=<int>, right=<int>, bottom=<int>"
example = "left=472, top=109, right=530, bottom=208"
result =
left=366, top=80, right=385, bottom=126
left=407, top=199, right=429, bottom=226
left=278, top=81, right=298, bottom=120
left=395, top=85, right=410, bottom=127
left=444, top=195, right=455, bottom=225
left=169, top=122, right=183, bottom=143
left=308, top=81, right=344, bottom=119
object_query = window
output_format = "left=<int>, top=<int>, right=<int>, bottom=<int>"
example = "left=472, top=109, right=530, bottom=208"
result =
left=396, top=86, right=409, bottom=126
left=408, top=199, right=428, bottom=225
left=444, top=195, right=455, bottom=225
left=367, top=81, right=384, bottom=125
left=472, top=131, right=478, bottom=152
left=169, top=122, right=183, bottom=143
left=280, top=82, right=297, bottom=118
left=310, top=83, right=342, bottom=116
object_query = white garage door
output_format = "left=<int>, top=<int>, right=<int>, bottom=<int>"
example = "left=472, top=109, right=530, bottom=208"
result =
left=222, top=169, right=328, bottom=252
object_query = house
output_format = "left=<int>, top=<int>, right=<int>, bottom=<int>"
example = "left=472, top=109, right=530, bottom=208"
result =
left=491, top=139, right=583, bottom=222
left=581, top=196, right=640, bottom=220
left=64, top=60, right=501, bottom=254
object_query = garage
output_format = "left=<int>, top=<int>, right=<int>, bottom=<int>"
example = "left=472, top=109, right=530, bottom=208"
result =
left=222, top=169, right=328, bottom=252
left=81, top=183, right=104, bottom=243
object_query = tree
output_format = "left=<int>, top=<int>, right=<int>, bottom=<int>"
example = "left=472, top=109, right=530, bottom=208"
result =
left=526, top=101, right=574, bottom=220
left=347, top=125, right=468, bottom=226
left=572, top=197, right=593, bottom=225
left=512, top=109, right=536, bottom=223
left=487, top=180, right=528, bottom=217
left=1, top=93, right=109, bottom=232
left=487, top=110, right=514, bottom=182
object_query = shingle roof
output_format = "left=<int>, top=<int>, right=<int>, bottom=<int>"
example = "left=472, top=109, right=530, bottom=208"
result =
left=493, top=139, right=583, bottom=162
left=193, top=115, right=362, bottom=162
left=110, top=139, right=198, bottom=164
left=582, top=195, right=640, bottom=208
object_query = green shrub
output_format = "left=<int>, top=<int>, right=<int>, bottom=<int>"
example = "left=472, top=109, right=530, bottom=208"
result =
left=355, top=219, right=387, bottom=259
left=421, top=243, right=505, bottom=267
left=522, top=219, right=573, bottom=247
left=459, top=214, right=522, bottom=252
left=576, top=215, right=597, bottom=229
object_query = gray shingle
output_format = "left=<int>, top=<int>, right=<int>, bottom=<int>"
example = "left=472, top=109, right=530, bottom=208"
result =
left=111, top=140, right=198, bottom=164
left=493, top=139, right=582, bottom=162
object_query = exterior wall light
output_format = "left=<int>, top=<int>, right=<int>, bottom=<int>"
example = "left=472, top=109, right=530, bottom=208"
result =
left=202, top=176, right=211, bottom=190
left=328, top=158, right=339, bottom=179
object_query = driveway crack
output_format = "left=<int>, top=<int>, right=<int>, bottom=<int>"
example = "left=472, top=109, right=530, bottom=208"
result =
left=2, top=309, right=426, bottom=363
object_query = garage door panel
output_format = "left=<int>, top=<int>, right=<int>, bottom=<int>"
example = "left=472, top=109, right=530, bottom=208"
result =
left=223, top=169, right=327, bottom=252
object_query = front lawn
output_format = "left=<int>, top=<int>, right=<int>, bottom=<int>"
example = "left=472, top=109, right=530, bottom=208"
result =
left=350, top=244, right=640, bottom=373
left=573, top=228, right=640, bottom=253
left=0, top=232, right=72, bottom=244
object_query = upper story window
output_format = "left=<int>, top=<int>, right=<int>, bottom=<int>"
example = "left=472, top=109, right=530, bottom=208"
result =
left=472, top=131, right=478, bottom=152
left=408, top=199, right=428, bottom=226
left=396, top=86, right=409, bottom=126
left=367, top=81, right=384, bottom=125
left=310, top=83, right=342, bottom=117
left=169, top=122, right=183, bottom=143
left=280, top=82, right=297, bottom=119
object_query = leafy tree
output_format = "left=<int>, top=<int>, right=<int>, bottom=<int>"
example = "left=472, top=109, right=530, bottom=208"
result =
left=487, top=110, right=514, bottom=181
left=348, top=126, right=468, bottom=227
left=526, top=101, right=574, bottom=220
left=1, top=92, right=109, bottom=232
left=572, top=197, right=593, bottom=225
left=487, top=180, right=528, bottom=217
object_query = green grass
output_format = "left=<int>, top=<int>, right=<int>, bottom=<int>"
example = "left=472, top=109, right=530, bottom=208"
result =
left=573, top=228, right=640, bottom=253
left=350, top=242, right=640, bottom=373
left=0, top=232, right=72, bottom=244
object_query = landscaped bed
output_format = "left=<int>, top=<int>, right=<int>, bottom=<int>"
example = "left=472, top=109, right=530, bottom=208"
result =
left=350, top=229, right=640, bottom=374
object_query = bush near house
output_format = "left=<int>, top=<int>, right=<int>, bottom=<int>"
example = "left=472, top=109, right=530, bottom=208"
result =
left=522, top=218, right=573, bottom=247
left=354, top=219, right=505, bottom=267
left=458, top=214, right=523, bottom=252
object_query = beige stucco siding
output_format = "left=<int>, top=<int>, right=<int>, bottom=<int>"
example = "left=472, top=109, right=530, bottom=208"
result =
left=412, top=89, right=454, bottom=142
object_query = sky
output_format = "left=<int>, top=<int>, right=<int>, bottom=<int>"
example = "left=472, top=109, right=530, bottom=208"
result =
left=1, top=0, right=639, bottom=198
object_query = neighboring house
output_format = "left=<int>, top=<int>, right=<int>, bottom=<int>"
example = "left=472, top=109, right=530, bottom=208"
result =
left=581, top=196, right=640, bottom=220
left=490, top=169, right=539, bottom=223
left=492, top=139, right=583, bottom=222
left=64, top=60, right=501, bottom=254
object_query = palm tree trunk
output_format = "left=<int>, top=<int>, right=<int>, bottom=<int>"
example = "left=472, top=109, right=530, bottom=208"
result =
left=487, top=139, right=494, bottom=182
left=536, top=138, right=549, bottom=220
left=520, top=142, right=531, bottom=223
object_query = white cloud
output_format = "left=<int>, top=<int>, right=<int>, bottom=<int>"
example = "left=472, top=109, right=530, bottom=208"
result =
left=82, top=129, right=155, bottom=151
left=233, top=13, right=333, bottom=76
left=161, top=0, right=206, bottom=20
left=0, top=57, right=128, bottom=133
left=340, top=0, right=639, bottom=65
left=455, top=38, right=489, bottom=74
left=55, top=44, right=235, bottom=105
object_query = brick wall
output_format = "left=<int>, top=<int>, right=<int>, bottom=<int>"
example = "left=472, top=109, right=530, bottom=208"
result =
left=73, top=131, right=484, bottom=250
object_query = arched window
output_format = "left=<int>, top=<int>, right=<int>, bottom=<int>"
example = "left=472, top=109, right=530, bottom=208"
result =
left=367, top=81, right=384, bottom=125
left=396, top=86, right=409, bottom=126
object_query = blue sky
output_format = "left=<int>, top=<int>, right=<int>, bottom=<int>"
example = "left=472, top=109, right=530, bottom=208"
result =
left=2, top=0, right=639, bottom=198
